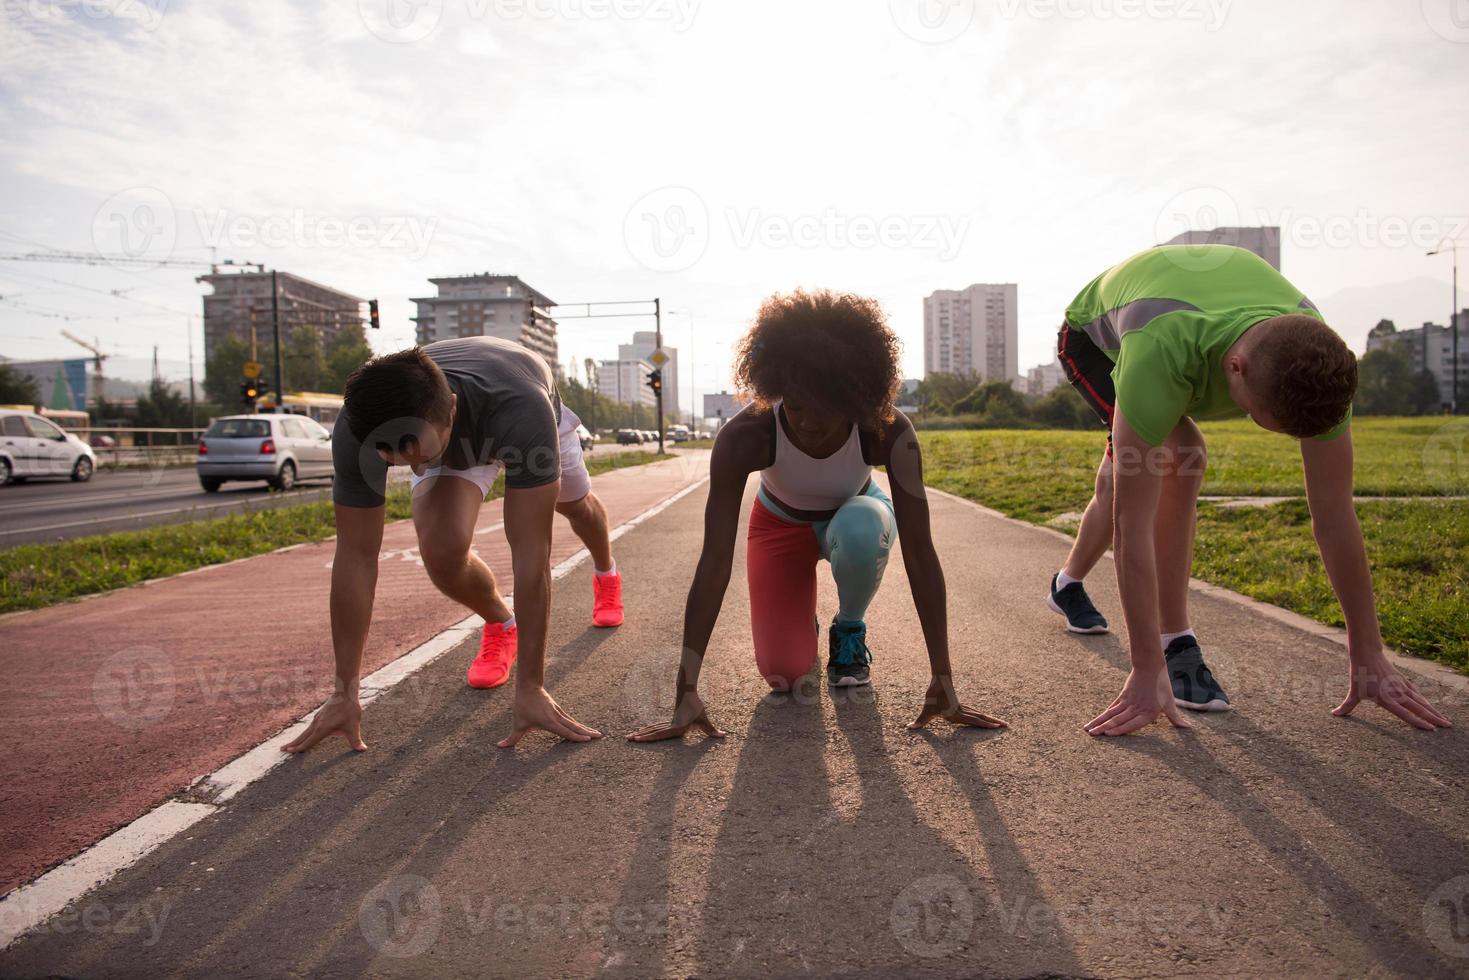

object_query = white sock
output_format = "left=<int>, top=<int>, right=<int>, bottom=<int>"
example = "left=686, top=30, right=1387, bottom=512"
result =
left=1055, top=569, right=1082, bottom=590
left=1161, top=628, right=1196, bottom=646
left=496, top=615, right=516, bottom=630
left=595, top=559, right=617, bottom=577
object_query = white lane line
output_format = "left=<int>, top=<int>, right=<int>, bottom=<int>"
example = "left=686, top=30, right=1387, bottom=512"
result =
left=0, top=469, right=711, bottom=950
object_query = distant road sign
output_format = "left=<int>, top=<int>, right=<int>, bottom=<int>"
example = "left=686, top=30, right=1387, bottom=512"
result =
left=242, top=361, right=262, bottom=379
left=649, top=348, right=669, bottom=367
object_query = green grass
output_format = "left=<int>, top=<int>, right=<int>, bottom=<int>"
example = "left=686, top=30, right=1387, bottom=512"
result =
left=0, top=452, right=672, bottom=615
left=917, top=419, right=1469, bottom=673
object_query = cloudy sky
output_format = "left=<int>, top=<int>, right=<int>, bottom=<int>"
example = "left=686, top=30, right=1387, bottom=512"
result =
left=1, top=0, right=1466, bottom=405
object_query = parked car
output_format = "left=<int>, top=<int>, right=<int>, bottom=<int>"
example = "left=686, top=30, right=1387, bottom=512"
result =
left=0, top=408, right=97, bottom=485
left=616, top=428, right=643, bottom=445
left=196, top=413, right=333, bottom=492
left=576, top=424, right=594, bottom=452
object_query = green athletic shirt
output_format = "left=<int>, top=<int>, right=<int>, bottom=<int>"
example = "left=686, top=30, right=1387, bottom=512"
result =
left=1064, top=244, right=1352, bottom=447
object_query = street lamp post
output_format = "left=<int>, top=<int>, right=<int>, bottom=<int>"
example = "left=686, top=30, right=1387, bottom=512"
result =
left=1428, top=238, right=1461, bottom=414
left=667, top=308, right=695, bottom=428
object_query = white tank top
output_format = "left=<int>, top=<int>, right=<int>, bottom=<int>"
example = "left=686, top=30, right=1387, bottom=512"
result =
left=758, top=403, right=872, bottom=511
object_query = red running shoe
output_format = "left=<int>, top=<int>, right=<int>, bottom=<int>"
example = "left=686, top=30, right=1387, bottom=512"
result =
left=468, top=621, right=518, bottom=689
left=592, top=570, right=624, bottom=627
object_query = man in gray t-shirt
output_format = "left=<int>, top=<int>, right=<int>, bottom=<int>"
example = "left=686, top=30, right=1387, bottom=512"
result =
left=285, top=336, right=625, bottom=754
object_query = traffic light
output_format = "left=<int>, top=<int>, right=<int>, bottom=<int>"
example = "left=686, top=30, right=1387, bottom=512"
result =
left=240, top=379, right=260, bottom=407
left=368, top=299, right=380, bottom=329
left=647, top=368, right=662, bottom=395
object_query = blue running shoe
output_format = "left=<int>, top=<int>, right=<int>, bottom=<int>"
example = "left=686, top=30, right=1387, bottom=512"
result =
left=1166, top=635, right=1231, bottom=711
left=1047, top=574, right=1109, bottom=634
left=827, top=618, right=872, bottom=687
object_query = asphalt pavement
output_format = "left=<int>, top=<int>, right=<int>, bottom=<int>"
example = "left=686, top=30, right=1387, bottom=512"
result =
left=2, top=465, right=1467, bottom=978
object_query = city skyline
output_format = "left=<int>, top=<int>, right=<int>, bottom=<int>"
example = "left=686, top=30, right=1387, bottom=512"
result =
left=1, top=2, right=1466, bottom=405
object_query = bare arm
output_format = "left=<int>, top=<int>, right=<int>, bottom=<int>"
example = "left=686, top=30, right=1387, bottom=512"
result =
left=283, top=503, right=384, bottom=753
left=1301, top=429, right=1451, bottom=730
left=885, top=417, right=1007, bottom=731
left=628, top=420, right=756, bottom=741
left=1084, top=413, right=1189, bottom=736
left=498, top=480, right=602, bottom=746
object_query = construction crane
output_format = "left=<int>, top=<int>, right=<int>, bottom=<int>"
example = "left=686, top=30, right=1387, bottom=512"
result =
left=61, top=330, right=108, bottom=406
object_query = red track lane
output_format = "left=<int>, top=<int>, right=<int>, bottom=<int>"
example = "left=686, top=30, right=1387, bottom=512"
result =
left=0, top=453, right=708, bottom=896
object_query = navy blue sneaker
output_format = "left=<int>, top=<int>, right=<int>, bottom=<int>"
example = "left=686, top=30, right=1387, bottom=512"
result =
left=827, top=618, right=872, bottom=687
left=1166, top=635, right=1231, bottom=711
left=1047, top=574, right=1109, bottom=634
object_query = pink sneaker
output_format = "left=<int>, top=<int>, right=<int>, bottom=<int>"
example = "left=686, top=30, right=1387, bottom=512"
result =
left=592, top=570, right=624, bottom=627
left=468, top=621, right=518, bottom=689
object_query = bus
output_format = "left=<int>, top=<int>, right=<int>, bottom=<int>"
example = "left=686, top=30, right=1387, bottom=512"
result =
left=256, top=392, right=345, bottom=425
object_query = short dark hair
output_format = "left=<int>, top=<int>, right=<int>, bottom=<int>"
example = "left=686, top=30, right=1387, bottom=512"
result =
left=1252, top=314, right=1357, bottom=437
left=733, top=289, right=902, bottom=433
left=342, top=347, right=453, bottom=449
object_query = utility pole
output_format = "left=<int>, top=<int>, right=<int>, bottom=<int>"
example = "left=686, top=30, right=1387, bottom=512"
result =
left=271, top=269, right=283, bottom=412
left=187, top=318, right=197, bottom=429
left=653, top=297, right=664, bottom=453
left=1429, top=239, right=1461, bottom=414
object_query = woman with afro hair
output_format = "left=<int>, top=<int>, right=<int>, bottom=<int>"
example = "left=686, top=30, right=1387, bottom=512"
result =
left=629, top=289, right=1006, bottom=741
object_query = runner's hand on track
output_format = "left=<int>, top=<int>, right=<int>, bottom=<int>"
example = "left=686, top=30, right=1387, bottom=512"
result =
left=627, top=690, right=727, bottom=742
left=498, top=685, right=603, bottom=747
left=282, top=692, right=367, bottom=753
left=908, top=674, right=1007, bottom=731
left=1085, top=665, right=1191, bottom=736
left=1333, top=653, right=1452, bottom=731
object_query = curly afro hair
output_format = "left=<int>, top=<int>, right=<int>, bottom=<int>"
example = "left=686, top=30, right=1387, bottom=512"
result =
left=732, top=289, right=903, bottom=434
left=1253, top=314, right=1357, bottom=437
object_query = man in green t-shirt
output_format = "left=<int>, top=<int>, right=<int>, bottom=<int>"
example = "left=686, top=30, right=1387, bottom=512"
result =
left=1047, top=244, right=1451, bottom=736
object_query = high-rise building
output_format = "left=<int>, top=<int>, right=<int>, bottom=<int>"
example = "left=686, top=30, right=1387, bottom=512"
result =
left=923, top=283, right=1018, bottom=382
left=1025, top=361, right=1067, bottom=397
left=1365, top=313, right=1467, bottom=411
left=1161, top=226, right=1282, bottom=271
left=596, top=331, right=678, bottom=414
left=198, top=270, right=365, bottom=364
left=411, top=273, right=559, bottom=370
left=597, top=357, right=655, bottom=407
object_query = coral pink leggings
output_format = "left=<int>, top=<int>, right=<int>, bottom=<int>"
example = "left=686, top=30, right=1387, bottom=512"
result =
left=746, top=488, right=896, bottom=689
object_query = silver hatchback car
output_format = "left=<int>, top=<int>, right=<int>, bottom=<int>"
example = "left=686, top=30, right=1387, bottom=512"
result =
left=0, top=409, right=97, bottom=485
left=196, top=413, right=333, bottom=492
